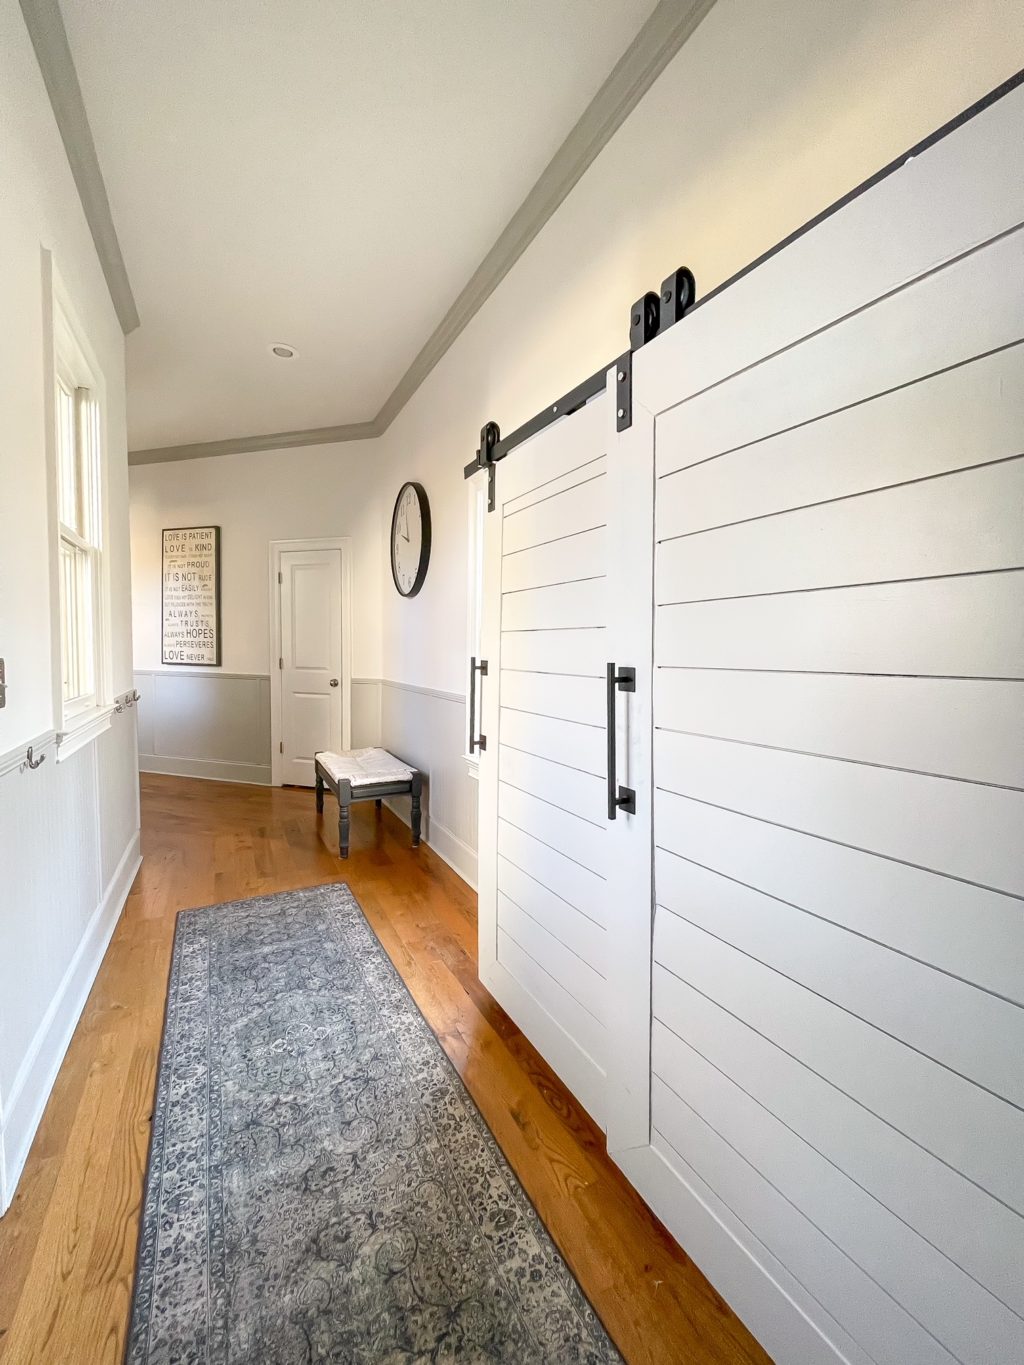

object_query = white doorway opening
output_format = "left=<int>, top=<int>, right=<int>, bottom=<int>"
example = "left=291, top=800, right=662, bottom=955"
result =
left=269, top=538, right=352, bottom=786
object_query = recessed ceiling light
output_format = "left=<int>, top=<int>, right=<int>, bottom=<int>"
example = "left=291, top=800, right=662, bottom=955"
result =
left=269, top=343, right=297, bottom=358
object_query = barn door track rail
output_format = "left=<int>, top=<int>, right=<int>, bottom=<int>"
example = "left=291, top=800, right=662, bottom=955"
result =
left=464, top=266, right=695, bottom=509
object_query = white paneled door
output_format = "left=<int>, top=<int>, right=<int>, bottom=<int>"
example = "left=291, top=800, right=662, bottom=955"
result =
left=277, top=547, right=344, bottom=786
left=475, top=381, right=651, bottom=1129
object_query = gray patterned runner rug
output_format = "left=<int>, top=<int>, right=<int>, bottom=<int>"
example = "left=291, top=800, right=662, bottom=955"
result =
left=127, top=883, right=622, bottom=1364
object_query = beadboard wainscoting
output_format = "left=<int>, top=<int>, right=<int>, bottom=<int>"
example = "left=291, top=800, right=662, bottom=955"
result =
left=378, top=679, right=478, bottom=889
left=0, top=705, right=141, bottom=1212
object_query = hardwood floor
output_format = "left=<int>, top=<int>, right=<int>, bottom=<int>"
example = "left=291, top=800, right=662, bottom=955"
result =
left=0, top=773, right=771, bottom=1365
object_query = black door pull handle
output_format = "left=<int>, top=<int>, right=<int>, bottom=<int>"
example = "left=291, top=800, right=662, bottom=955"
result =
left=469, top=656, right=488, bottom=753
left=606, top=662, right=636, bottom=820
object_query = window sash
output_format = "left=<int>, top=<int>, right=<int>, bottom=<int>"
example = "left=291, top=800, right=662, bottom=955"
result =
left=59, top=537, right=96, bottom=707
left=55, top=374, right=102, bottom=715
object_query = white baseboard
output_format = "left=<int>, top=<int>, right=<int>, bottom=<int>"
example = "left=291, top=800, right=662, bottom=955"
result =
left=383, top=797, right=478, bottom=890
left=139, top=754, right=271, bottom=785
left=0, top=832, right=142, bottom=1214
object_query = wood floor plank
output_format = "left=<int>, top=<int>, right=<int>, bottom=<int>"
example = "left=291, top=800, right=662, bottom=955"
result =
left=0, top=773, right=771, bottom=1364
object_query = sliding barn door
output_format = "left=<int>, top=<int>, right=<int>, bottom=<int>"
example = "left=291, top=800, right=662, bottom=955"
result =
left=476, top=381, right=649, bottom=1128
left=610, top=84, right=1024, bottom=1365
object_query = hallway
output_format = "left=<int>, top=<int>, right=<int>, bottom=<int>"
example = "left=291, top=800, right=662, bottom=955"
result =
left=0, top=776, right=767, bottom=1365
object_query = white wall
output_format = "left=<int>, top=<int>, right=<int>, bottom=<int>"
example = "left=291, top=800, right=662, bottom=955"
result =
left=129, top=442, right=385, bottom=678
left=0, top=0, right=140, bottom=1210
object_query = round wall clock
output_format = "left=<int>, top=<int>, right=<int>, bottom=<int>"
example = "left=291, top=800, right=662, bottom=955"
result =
left=390, top=481, right=431, bottom=597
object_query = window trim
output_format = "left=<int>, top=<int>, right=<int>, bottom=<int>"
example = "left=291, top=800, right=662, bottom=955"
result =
left=47, top=262, right=113, bottom=757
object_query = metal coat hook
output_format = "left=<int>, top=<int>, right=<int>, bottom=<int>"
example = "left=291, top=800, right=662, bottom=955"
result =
left=24, top=745, right=46, bottom=770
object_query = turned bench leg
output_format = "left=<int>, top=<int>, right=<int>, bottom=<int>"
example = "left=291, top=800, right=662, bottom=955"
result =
left=337, top=778, right=352, bottom=859
left=410, top=773, right=422, bottom=847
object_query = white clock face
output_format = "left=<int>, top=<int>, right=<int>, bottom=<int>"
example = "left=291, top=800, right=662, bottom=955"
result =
left=392, top=483, right=427, bottom=596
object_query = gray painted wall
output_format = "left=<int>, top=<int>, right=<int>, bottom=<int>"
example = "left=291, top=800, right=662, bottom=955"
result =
left=135, top=673, right=391, bottom=787
left=135, top=669, right=273, bottom=784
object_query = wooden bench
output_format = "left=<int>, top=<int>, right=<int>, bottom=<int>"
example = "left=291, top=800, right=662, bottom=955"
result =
left=314, top=747, right=422, bottom=859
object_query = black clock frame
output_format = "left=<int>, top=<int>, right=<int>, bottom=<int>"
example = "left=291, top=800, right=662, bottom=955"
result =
left=390, top=481, right=431, bottom=598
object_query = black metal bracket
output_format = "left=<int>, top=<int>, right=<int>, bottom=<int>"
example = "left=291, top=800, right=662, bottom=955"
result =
left=615, top=351, right=632, bottom=432
left=659, top=267, right=695, bottom=330
left=464, top=264, right=696, bottom=460
left=461, top=420, right=502, bottom=510
left=617, top=270, right=695, bottom=431
left=629, top=291, right=661, bottom=351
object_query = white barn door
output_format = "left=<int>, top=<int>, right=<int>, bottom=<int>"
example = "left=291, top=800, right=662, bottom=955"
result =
left=476, top=380, right=649, bottom=1128
left=609, top=82, right=1024, bottom=1365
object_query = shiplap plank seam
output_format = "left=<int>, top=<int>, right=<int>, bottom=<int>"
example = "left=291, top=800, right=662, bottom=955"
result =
left=498, top=778, right=606, bottom=831
left=659, top=844, right=1024, bottom=1011
left=654, top=725, right=1024, bottom=793
left=502, top=524, right=606, bottom=557
left=502, top=574, right=605, bottom=596
left=501, top=706, right=602, bottom=730
left=654, top=783, right=1022, bottom=902
left=499, top=889, right=607, bottom=981
left=659, top=451, right=1024, bottom=545
left=659, top=563, right=1024, bottom=609
left=497, top=852, right=606, bottom=929
left=658, top=217, right=1024, bottom=423
left=660, top=666, right=1024, bottom=681
left=658, top=901, right=1024, bottom=1116
left=657, top=337, right=1024, bottom=480
left=499, top=816, right=607, bottom=879
left=502, top=472, right=606, bottom=520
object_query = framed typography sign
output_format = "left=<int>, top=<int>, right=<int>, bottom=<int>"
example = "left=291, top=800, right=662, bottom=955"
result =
left=161, top=526, right=222, bottom=665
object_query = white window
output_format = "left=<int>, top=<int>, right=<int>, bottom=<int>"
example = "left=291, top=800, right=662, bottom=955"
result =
left=51, top=279, right=110, bottom=750
left=465, top=480, right=487, bottom=769
left=56, top=376, right=101, bottom=712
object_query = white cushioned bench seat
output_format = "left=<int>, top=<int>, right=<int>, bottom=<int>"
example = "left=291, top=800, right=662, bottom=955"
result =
left=315, top=747, right=414, bottom=787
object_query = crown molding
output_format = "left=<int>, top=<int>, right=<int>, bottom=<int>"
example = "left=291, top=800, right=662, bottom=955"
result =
left=20, top=0, right=140, bottom=335
left=128, top=419, right=381, bottom=466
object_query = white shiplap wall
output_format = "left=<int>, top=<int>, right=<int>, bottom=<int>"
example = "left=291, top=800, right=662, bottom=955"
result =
left=635, top=83, right=1024, bottom=1365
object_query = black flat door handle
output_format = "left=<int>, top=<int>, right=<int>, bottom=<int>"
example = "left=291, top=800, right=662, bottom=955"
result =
left=469, top=656, right=488, bottom=753
left=606, top=662, right=636, bottom=820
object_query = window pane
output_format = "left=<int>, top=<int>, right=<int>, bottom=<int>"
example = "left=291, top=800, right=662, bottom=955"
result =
left=77, top=389, right=101, bottom=545
left=60, top=539, right=94, bottom=704
left=57, top=380, right=80, bottom=533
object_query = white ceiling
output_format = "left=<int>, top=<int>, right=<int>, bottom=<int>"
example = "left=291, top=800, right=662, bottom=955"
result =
left=59, top=0, right=657, bottom=451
